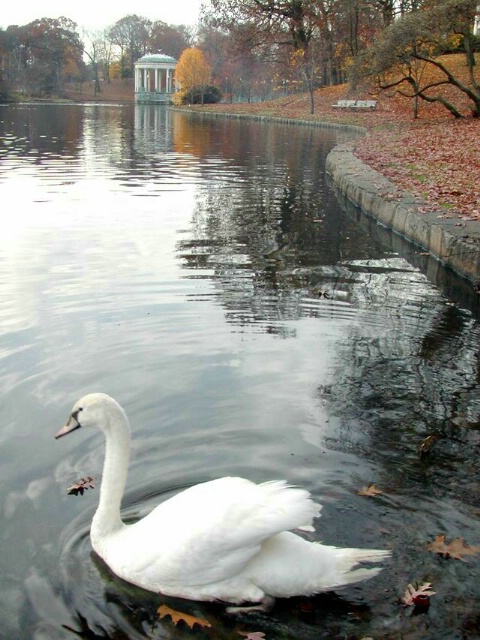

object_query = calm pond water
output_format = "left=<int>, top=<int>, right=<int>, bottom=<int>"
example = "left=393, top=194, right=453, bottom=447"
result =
left=0, top=103, right=479, bottom=640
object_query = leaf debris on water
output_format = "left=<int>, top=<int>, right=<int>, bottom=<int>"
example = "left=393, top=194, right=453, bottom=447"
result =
left=357, top=484, right=383, bottom=497
left=67, top=476, right=95, bottom=496
left=158, top=604, right=211, bottom=629
left=419, top=434, right=440, bottom=457
left=401, top=582, right=436, bottom=606
left=426, top=535, right=480, bottom=560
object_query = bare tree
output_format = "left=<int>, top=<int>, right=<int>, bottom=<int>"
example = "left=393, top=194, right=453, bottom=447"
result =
left=82, top=30, right=102, bottom=94
left=107, top=15, right=151, bottom=78
left=206, top=0, right=331, bottom=114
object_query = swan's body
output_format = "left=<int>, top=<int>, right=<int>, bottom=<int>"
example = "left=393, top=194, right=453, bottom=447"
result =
left=56, top=393, right=390, bottom=607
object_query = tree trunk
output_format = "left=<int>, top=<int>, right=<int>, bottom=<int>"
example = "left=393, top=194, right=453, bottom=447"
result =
left=308, top=84, right=315, bottom=114
left=301, top=63, right=315, bottom=114
left=93, top=64, right=101, bottom=96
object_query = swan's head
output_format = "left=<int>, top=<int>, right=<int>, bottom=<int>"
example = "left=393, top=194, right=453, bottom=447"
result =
left=55, top=393, right=122, bottom=439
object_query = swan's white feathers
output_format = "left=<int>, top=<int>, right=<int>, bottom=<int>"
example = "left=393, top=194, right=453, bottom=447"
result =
left=240, top=533, right=391, bottom=598
left=57, top=393, right=390, bottom=604
left=103, top=477, right=321, bottom=592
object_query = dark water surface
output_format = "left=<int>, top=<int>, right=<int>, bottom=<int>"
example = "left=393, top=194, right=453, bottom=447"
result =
left=0, top=103, right=479, bottom=640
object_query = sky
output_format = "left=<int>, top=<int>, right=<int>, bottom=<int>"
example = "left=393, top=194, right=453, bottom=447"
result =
left=0, top=0, right=205, bottom=31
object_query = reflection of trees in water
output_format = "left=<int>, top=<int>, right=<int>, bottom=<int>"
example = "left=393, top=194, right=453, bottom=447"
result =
left=176, top=126, right=386, bottom=335
left=0, top=104, right=83, bottom=157
left=168, top=114, right=480, bottom=506
left=322, top=264, right=480, bottom=498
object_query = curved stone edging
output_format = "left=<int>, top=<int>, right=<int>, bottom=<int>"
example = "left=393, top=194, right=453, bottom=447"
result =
left=326, top=141, right=480, bottom=286
left=171, top=106, right=367, bottom=133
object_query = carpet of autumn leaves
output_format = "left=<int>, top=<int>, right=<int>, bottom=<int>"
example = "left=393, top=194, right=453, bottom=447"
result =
left=355, top=119, right=480, bottom=220
left=185, top=54, right=480, bottom=221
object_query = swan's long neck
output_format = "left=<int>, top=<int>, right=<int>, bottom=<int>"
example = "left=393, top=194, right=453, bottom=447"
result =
left=91, top=403, right=131, bottom=547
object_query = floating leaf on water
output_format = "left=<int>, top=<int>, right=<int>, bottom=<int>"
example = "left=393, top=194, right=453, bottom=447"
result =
left=426, top=535, right=480, bottom=560
left=419, top=435, right=440, bottom=457
left=357, top=484, right=383, bottom=497
left=67, top=476, right=95, bottom=496
left=158, top=604, right=211, bottom=629
left=401, top=582, right=436, bottom=607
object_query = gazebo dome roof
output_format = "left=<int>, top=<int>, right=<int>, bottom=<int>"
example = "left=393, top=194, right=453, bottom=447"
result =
left=136, top=53, right=177, bottom=64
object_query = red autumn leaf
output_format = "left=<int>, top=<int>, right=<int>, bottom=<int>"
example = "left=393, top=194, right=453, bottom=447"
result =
left=355, top=118, right=480, bottom=221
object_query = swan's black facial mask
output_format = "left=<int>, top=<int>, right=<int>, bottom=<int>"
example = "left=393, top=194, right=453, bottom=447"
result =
left=55, top=408, right=83, bottom=439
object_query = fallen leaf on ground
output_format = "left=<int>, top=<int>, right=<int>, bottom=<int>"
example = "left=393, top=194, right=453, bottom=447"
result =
left=401, top=582, right=436, bottom=606
left=357, top=484, right=383, bottom=497
left=426, top=535, right=480, bottom=560
left=67, top=476, right=95, bottom=496
left=158, top=604, right=211, bottom=629
left=355, top=116, right=480, bottom=221
left=239, top=632, right=266, bottom=640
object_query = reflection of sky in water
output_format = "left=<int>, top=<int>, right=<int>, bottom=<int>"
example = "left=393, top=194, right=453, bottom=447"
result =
left=0, top=103, right=479, bottom=640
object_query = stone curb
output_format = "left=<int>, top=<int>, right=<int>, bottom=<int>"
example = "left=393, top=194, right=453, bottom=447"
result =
left=172, top=106, right=367, bottom=132
left=326, top=141, right=480, bottom=287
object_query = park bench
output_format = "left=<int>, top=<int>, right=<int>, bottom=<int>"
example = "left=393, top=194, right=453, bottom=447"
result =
left=332, top=99, right=377, bottom=109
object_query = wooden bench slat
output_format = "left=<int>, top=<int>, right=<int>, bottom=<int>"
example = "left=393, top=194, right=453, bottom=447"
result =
left=332, top=99, right=377, bottom=109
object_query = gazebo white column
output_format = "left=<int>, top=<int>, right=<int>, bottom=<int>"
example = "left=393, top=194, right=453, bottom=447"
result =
left=134, top=53, right=178, bottom=104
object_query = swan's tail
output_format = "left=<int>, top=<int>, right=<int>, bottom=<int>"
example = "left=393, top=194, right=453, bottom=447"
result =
left=333, top=547, right=391, bottom=587
left=248, top=532, right=391, bottom=598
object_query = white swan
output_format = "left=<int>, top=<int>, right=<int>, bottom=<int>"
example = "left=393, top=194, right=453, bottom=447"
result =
left=55, top=393, right=390, bottom=610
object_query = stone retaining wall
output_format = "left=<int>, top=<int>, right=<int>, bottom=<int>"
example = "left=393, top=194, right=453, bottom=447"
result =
left=326, top=141, right=480, bottom=287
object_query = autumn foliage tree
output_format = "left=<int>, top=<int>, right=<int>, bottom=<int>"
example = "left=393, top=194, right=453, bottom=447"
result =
left=148, top=21, right=192, bottom=60
left=351, top=0, right=480, bottom=117
left=197, top=23, right=276, bottom=102
left=0, top=17, right=83, bottom=97
left=174, top=47, right=212, bottom=104
left=207, top=0, right=328, bottom=114
left=204, top=0, right=392, bottom=112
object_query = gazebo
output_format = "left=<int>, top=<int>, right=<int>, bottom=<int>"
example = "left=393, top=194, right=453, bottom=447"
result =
left=134, top=53, right=177, bottom=104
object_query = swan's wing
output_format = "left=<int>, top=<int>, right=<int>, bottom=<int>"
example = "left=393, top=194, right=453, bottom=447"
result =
left=115, top=477, right=321, bottom=588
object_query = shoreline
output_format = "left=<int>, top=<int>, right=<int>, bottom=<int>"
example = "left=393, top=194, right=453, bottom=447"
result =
left=326, top=141, right=480, bottom=288
left=4, top=94, right=478, bottom=288
left=179, top=107, right=480, bottom=289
